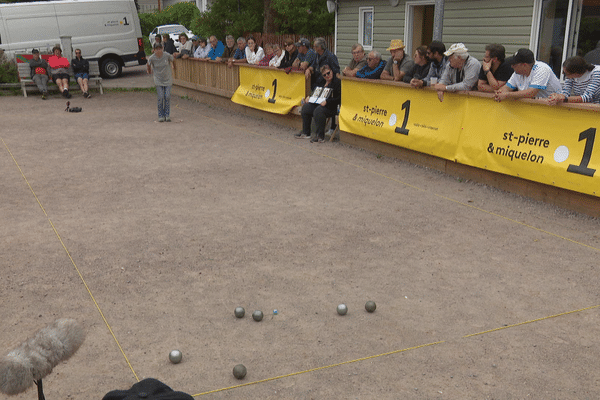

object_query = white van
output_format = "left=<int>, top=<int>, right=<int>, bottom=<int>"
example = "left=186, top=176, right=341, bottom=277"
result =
left=0, top=0, right=146, bottom=78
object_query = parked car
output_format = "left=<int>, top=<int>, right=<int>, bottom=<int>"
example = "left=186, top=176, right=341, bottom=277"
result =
left=149, top=24, right=193, bottom=51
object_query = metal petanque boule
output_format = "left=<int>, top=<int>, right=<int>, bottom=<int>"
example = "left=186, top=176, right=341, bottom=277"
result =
left=234, top=306, right=245, bottom=318
left=169, top=350, right=182, bottom=364
left=252, top=310, right=263, bottom=321
left=233, top=364, right=247, bottom=379
left=337, top=304, right=348, bottom=315
left=365, top=301, right=377, bottom=313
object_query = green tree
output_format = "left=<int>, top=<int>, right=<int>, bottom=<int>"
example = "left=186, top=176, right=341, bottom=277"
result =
left=138, top=2, right=200, bottom=37
left=271, top=0, right=334, bottom=36
left=193, top=0, right=264, bottom=40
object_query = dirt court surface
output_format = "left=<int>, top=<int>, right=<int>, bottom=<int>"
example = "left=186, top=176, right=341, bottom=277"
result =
left=1, top=88, right=600, bottom=400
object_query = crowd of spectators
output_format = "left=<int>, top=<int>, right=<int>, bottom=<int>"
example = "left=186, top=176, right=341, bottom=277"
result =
left=28, top=45, right=93, bottom=100
left=168, top=32, right=600, bottom=139
left=340, top=38, right=600, bottom=105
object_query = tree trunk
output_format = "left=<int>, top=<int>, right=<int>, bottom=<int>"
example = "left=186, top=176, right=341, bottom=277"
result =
left=263, top=0, right=275, bottom=34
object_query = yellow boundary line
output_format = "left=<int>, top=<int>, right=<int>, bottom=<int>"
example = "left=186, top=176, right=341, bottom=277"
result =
left=1, top=137, right=140, bottom=383
left=2, top=99, right=598, bottom=395
left=191, top=304, right=600, bottom=396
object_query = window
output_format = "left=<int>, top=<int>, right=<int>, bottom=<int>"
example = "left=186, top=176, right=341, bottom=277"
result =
left=359, top=7, right=374, bottom=51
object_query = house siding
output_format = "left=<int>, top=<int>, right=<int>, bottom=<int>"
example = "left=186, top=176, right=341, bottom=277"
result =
left=336, top=0, right=535, bottom=68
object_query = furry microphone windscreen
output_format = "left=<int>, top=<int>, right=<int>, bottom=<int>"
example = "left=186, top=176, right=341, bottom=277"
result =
left=0, top=318, right=85, bottom=395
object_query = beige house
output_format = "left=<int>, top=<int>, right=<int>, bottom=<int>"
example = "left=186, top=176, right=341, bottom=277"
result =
left=333, top=0, right=600, bottom=77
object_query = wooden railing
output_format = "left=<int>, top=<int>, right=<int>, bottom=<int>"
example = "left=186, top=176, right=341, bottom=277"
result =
left=172, top=58, right=312, bottom=104
left=172, top=58, right=240, bottom=98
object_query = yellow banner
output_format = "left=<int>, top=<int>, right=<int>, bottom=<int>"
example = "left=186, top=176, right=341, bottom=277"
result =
left=339, top=79, right=465, bottom=160
left=340, top=79, right=600, bottom=197
left=457, top=97, right=600, bottom=197
left=231, top=66, right=305, bottom=114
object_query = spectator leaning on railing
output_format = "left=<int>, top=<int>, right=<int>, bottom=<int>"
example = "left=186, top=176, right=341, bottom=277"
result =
left=292, top=38, right=316, bottom=72
left=227, top=37, right=247, bottom=68
left=269, top=43, right=286, bottom=68
left=193, top=37, right=210, bottom=59
left=356, top=51, right=386, bottom=80
left=341, top=44, right=367, bottom=77
left=217, top=35, right=236, bottom=62
left=258, top=43, right=275, bottom=66
left=433, top=43, right=481, bottom=101
left=381, top=39, right=414, bottom=82
left=403, top=46, right=430, bottom=83
left=477, top=43, right=512, bottom=92
left=411, top=40, right=447, bottom=88
left=494, top=48, right=561, bottom=102
left=279, top=39, right=298, bottom=69
left=245, top=36, right=264, bottom=65
left=173, top=33, right=192, bottom=59
left=547, top=56, right=600, bottom=105
left=207, top=35, right=225, bottom=60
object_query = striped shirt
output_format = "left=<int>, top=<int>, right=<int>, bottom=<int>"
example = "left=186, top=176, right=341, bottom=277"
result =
left=561, top=65, right=600, bottom=103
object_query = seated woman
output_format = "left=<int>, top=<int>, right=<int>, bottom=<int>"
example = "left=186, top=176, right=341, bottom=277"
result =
left=279, top=39, right=298, bottom=69
left=244, top=36, right=264, bottom=65
left=403, top=46, right=430, bottom=83
left=269, top=43, right=286, bottom=68
left=548, top=56, right=600, bottom=105
left=297, top=64, right=341, bottom=143
left=48, top=46, right=71, bottom=98
left=258, top=43, right=274, bottom=66
left=72, top=48, right=91, bottom=98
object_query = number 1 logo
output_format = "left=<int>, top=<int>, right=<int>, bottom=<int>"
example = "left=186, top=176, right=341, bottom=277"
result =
left=268, top=79, right=277, bottom=103
left=394, top=100, right=410, bottom=135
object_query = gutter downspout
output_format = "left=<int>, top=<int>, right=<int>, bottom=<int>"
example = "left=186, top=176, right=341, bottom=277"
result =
left=433, top=0, right=444, bottom=41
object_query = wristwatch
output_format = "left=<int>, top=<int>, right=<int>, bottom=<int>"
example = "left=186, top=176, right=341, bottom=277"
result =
left=393, top=60, right=398, bottom=65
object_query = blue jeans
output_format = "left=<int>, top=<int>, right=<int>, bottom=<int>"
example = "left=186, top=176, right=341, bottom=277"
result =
left=156, top=85, right=171, bottom=118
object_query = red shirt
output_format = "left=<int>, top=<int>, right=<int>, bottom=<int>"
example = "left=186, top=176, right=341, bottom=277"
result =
left=48, top=55, right=70, bottom=69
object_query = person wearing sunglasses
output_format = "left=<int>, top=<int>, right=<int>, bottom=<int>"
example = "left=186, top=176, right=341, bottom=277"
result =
left=72, top=48, right=91, bottom=98
left=297, top=64, right=341, bottom=143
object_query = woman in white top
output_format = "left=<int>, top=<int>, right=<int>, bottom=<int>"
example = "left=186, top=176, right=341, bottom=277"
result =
left=245, top=36, right=264, bottom=65
left=269, top=43, right=287, bottom=68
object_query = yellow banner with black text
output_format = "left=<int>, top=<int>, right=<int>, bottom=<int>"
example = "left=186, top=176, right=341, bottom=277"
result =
left=231, top=66, right=305, bottom=114
left=340, top=79, right=600, bottom=197
left=339, top=79, right=465, bottom=161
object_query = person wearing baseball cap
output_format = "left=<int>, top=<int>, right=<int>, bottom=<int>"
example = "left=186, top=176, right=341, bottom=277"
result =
left=432, top=43, right=481, bottom=101
left=292, top=38, right=316, bottom=72
left=381, top=39, right=413, bottom=82
left=29, top=49, right=50, bottom=99
left=494, top=48, right=561, bottom=102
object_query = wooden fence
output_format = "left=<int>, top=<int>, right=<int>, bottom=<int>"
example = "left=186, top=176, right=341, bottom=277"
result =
left=172, top=58, right=240, bottom=98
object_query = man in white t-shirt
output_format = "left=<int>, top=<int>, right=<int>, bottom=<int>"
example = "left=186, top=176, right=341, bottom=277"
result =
left=494, top=48, right=561, bottom=102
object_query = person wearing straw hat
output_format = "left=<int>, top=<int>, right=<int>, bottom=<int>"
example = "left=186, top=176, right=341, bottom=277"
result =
left=433, top=43, right=481, bottom=101
left=381, top=39, right=413, bottom=82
